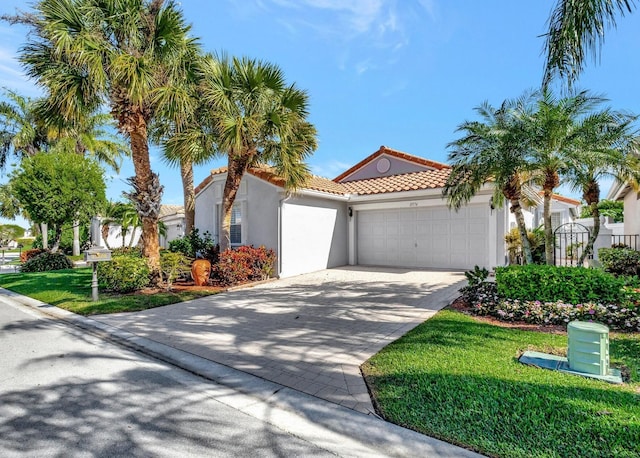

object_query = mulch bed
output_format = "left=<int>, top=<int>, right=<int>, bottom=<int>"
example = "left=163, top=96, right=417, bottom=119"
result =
left=448, top=296, right=568, bottom=334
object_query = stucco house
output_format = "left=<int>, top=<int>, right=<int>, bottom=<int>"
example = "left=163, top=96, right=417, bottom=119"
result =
left=97, top=204, right=186, bottom=249
left=607, top=180, right=639, bottom=234
left=508, top=193, right=581, bottom=232
left=194, top=146, right=509, bottom=277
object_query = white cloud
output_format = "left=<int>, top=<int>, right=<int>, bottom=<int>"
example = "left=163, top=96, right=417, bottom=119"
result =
left=310, top=159, right=352, bottom=178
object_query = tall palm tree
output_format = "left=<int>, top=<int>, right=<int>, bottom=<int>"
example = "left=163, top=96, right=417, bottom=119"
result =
left=199, top=55, right=318, bottom=251
left=543, top=0, right=636, bottom=88
left=443, top=97, right=537, bottom=264
left=8, top=0, right=197, bottom=284
left=0, top=89, right=51, bottom=167
left=564, top=111, right=639, bottom=263
left=520, top=89, right=614, bottom=264
left=151, top=49, right=214, bottom=236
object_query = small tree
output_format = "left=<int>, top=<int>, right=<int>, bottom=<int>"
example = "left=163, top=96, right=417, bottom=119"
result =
left=10, top=152, right=106, bottom=252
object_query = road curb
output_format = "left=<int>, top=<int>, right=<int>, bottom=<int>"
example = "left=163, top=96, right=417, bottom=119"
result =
left=0, top=287, right=483, bottom=458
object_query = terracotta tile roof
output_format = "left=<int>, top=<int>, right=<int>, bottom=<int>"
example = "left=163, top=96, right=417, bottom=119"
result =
left=538, top=191, right=582, bottom=206
left=342, top=169, right=452, bottom=195
left=194, top=162, right=453, bottom=198
left=334, top=145, right=450, bottom=182
left=159, top=204, right=184, bottom=219
left=303, top=175, right=347, bottom=195
left=194, top=166, right=348, bottom=196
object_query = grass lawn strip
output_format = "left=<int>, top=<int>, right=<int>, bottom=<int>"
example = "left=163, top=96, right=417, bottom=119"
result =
left=0, top=268, right=219, bottom=315
left=362, top=310, right=640, bottom=458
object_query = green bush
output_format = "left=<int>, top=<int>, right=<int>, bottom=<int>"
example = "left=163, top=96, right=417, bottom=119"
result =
left=21, top=251, right=73, bottom=272
left=495, top=265, right=633, bottom=304
left=20, top=248, right=47, bottom=262
left=169, top=228, right=218, bottom=264
left=598, top=247, right=640, bottom=277
left=110, top=247, right=143, bottom=257
left=97, top=255, right=150, bottom=293
left=160, top=251, right=192, bottom=289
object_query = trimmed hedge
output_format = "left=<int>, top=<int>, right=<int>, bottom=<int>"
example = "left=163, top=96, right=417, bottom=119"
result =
left=495, top=265, right=633, bottom=305
left=20, top=251, right=73, bottom=272
left=98, top=255, right=150, bottom=293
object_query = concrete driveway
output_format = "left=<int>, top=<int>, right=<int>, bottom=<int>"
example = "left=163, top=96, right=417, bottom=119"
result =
left=93, top=266, right=466, bottom=414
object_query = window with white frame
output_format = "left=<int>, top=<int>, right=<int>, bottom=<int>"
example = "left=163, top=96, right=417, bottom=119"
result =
left=551, top=211, right=563, bottom=229
left=230, top=203, right=242, bottom=245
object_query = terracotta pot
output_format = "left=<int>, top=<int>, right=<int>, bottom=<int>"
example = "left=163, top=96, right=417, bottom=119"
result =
left=191, top=259, right=212, bottom=286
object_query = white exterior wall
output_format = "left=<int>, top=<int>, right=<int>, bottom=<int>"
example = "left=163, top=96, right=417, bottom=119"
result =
left=194, top=182, right=217, bottom=238
left=508, top=206, right=535, bottom=230
left=97, top=223, right=142, bottom=249
left=280, top=195, right=348, bottom=277
left=159, top=215, right=185, bottom=248
left=623, top=191, right=640, bottom=235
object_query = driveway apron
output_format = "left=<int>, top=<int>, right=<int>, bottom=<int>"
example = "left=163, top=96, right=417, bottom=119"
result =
left=93, top=266, right=465, bottom=414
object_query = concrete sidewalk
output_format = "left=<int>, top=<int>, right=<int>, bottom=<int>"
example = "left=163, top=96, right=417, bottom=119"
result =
left=0, top=284, right=481, bottom=457
left=93, top=267, right=466, bottom=414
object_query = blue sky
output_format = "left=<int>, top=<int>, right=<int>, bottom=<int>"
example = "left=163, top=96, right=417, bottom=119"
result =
left=1, top=1, right=640, bottom=229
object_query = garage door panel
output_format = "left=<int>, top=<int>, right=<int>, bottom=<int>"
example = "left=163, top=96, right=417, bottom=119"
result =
left=357, top=205, right=490, bottom=269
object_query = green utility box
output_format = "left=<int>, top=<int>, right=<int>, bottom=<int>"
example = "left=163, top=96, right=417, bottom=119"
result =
left=567, top=321, right=610, bottom=376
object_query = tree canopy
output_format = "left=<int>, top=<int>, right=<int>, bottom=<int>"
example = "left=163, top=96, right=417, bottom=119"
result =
left=10, top=152, right=106, bottom=251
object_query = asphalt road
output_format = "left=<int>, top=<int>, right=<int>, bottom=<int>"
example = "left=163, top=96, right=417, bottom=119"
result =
left=0, top=301, right=335, bottom=457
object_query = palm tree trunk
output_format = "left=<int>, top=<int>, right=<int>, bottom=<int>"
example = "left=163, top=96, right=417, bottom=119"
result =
left=180, top=157, right=195, bottom=235
left=128, top=118, right=161, bottom=285
left=543, top=169, right=560, bottom=265
left=579, top=180, right=601, bottom=265
left=543, top=190, right=553, bottom=265
left=510, top=200, right=534, bottom=264
left=40, top=222, right=48, bottom=250
left=220, top=153, right=251, bottom=252
left=101, top=223, right=112, bottom=250
left=72, top=220, right=80, bottom=256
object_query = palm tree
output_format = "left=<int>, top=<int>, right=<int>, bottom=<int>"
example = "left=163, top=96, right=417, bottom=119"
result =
left=0, top=89, right=60, bottom=247
left=46, top=109, right=129, bottom=255
left=8, top=0, right=197, bottom=284
left=151, top=49, right=214, bottom=236
left=1, top=89, right=127, bottom=254
left=199, top=55, right=318, bottom=251
left=522, top=89, right=612, bottom=264
left=0, top=89, right=51, bottom=167
left=563, top=111, right=639, bottom=263
left=443, top=97, right=536, bottom=264
left=543, top=0, right=636, bottom=88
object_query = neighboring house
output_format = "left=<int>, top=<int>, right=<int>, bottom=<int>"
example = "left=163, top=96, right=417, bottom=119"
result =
left=158, top=205, right=186, bottom=249
left=97, top=205, right=186, bottom=249
left=195, top=146, right=509, bottom=277
left=607, top=180, right=639, bottom=235
left=508, top=193, right=581, bottom=232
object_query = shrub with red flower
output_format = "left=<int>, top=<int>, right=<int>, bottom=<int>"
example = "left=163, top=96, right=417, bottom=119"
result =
left=212, top=245, right=276, bottom=286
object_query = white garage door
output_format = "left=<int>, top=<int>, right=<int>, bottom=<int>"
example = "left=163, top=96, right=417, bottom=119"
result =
left=357, top=205, right=490, bottom=269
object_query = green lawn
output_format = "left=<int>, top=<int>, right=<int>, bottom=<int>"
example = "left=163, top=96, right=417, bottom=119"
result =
left=362, top=310, right=640, bottom=458
left=0, top=268, right=219, bottom=315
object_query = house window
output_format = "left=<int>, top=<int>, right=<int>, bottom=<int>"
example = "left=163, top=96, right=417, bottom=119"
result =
left=230, top=203, right=242, bottom=245
left=551, top=212, right=563, bottom=229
